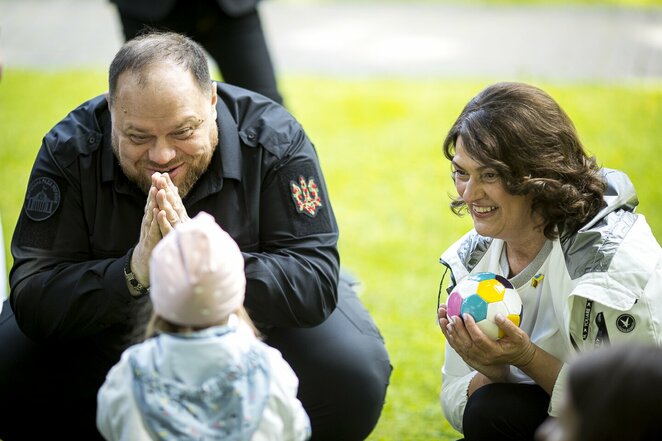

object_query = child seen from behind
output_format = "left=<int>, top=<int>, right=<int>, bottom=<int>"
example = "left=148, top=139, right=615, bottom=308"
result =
left=97, top=212, right=311, bottom=440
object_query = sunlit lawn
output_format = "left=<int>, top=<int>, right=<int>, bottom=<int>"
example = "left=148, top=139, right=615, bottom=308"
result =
left=307, top=0, right=662, bottom=6
left=1, top=70, right=661, bottom=439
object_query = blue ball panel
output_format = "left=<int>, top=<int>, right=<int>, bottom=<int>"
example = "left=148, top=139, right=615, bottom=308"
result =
left=461, top=294, right=488, bottom=322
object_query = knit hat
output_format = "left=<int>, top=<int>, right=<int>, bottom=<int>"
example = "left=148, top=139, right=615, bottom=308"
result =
left=149, top=212, right=246, bottom=327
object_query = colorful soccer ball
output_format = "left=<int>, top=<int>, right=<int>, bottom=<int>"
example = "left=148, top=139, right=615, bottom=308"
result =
left=446, top=272, right=522, bottom=340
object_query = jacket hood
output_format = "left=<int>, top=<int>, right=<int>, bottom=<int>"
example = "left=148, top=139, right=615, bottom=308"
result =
left=580, top=168, right=638, bottom=231
left=129, top=322, right=270, bottom=440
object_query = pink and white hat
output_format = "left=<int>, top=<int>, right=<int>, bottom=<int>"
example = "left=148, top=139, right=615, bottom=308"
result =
left=149, top=212, right=246, bottom=327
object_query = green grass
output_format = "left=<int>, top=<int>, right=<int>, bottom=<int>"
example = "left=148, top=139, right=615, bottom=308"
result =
left=1, top=70, right=662, bottom=440
left=291, top=0, right=662, bottom=7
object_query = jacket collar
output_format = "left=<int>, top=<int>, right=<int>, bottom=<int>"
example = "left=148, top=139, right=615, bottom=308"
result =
left=216, top=94, right=242, bottom=181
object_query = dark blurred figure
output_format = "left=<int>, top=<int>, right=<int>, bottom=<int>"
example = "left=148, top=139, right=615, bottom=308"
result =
left=110, top=0, right=283, bottom=104
left=536, top=344, right=662, bottom=441
left=1, top=36, right=5, bottom=308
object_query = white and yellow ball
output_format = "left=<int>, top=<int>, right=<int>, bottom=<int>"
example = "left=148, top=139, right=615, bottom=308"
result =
left=447, top=272, right=522, bottom=340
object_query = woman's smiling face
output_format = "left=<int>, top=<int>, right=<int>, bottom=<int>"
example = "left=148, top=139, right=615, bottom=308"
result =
left=452, top=136, right=538, bottom=243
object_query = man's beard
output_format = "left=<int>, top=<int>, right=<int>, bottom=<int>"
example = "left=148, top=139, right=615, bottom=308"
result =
left=111, top=127, right=218, bottom=199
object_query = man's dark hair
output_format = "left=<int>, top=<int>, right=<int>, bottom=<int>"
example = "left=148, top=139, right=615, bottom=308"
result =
left=108, top=31, right=212, bottom=105
left=443, top=82, right=606, bottom=239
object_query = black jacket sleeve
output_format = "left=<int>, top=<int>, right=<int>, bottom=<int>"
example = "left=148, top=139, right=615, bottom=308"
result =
left=241, top=125, right=340, bottom=329
left=9, top=117, right=149, bottom=343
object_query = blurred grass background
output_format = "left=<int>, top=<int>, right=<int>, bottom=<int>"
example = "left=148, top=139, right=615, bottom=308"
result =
left=1, top=68, right=661, bottom=439
left=320, top=0, right=662, bottom=7
left=295, top=0, right=662, bottom=5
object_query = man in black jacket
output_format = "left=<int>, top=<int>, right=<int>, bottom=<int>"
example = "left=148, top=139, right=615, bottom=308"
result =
left=110, top=0, right=283, bottom=104
left=0, top=31, right=390, bottom=440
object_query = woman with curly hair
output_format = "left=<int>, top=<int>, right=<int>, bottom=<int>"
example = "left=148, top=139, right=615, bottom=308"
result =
left=436, top=82, right=662, bottom=440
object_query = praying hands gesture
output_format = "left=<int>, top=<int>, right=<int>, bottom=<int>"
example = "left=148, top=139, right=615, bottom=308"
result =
left=129, top=172, right=191, bottom=287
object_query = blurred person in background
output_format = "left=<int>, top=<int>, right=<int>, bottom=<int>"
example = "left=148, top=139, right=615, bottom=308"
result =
left=110, top=0, right=283, bottom=104
left=1, top=214, right=5, bottom=312
left=1, top=37, right=5, bottom=314
left=536, top=344, right=662, bottom=441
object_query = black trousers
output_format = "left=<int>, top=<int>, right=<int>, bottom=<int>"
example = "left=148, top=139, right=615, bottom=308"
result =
left=265, top=273, right=392, bottom=441
left=0, top=271, right=391, bottom=440
left=462, top=383, right=551, bottom=441
left=116, top=0, right=283, bottom=104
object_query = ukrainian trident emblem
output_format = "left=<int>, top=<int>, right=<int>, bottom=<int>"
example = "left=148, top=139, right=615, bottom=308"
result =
left=290, top=176, right=323, bottom=217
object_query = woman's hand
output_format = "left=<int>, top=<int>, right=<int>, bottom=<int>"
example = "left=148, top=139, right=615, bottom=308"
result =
left=489, top=313, right=537, bottom=368
left=491, top=313, right=562, bottom=394
left=449, top=311, right=536, bottom=367
left=440, top=307, right=562, bottom=394
left=439, top=306, right=509, bottom=381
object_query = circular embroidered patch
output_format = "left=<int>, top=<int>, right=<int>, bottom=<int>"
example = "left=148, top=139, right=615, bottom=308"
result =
left=25, top=177, right=61, bottom=221
left=616, top=314, right=636, bottom=333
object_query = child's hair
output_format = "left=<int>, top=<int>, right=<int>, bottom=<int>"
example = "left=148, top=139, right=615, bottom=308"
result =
left=145, top=305, right=260, bottom=338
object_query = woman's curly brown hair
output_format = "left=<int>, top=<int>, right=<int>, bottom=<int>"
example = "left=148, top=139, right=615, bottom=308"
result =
left=443, top=82, right=606, bottom=239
